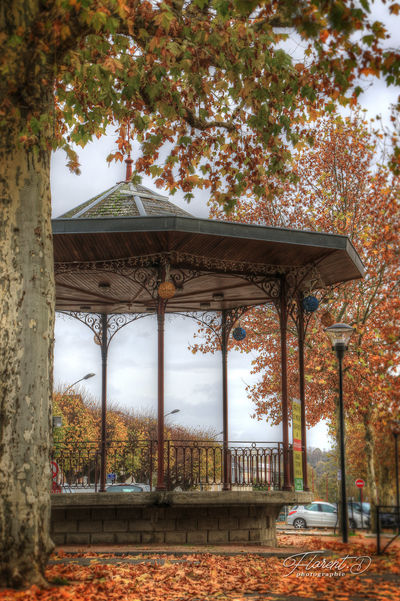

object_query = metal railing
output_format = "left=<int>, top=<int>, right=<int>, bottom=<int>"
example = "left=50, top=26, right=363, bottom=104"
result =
left=376, top=505, right=400, bottom=554
left=51, top=440, right=290, bottom=491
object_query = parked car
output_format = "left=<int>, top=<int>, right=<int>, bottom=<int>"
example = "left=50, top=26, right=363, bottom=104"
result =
left=348, top=501, right=370, bottom=528
left=351, top=502, right=398, bottom=529
left=287, top=501, right=369, bottom=529
left=287, top=502, right=339, bottom=529
left=378, top=511, right=398, bottom=529
left=106, top=483, right=146, bottom=492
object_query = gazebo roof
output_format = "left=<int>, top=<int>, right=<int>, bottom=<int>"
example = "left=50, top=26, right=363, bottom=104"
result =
left=53, top=182, right=364, bottom=314
left=57, top=181, right=193, bottom=219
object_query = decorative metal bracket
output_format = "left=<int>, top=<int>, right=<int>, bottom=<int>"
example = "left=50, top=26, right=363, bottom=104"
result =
left=57, top=311, right=150, bottom=348
left=175, top=307, right=250, bottom=348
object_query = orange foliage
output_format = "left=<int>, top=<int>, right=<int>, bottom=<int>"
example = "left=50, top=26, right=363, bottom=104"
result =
left=192, top=114, right=400, bottom=500
left=0, top=537, right=399, bottom=600
left=205, top=113, right=400, bottom=428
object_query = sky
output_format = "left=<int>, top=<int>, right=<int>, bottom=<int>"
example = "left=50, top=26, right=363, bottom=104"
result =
left=51, top=4, right=400, bottom=452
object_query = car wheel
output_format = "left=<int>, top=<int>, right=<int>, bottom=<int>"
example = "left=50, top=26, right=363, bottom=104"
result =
left=349, top=518, right=357, bottom=529
left=293, top=518, right=307, bottom=529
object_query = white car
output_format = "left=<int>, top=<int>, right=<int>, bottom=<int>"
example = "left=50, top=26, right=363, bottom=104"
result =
left=106, top=483, right=147, bottom=492
left=287, top=501, right=368, bottom=528
left=287, top=502, right=339, bottom=528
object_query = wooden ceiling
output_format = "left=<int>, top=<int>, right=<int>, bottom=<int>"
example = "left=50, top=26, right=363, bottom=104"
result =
left=53, top=216, right=364, bottom=314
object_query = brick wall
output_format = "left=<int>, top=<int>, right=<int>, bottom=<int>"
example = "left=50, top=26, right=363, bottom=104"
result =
left=51, top=490, right=314, bottom=547
left=51, top=504, right=276, bottom=546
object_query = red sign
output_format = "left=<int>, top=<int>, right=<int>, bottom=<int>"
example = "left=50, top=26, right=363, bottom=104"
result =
left=51, top=461, right=59, bottom=480
left=293, top=438, right=302, bottom=452
left=355, top=478, right=365, bottom=488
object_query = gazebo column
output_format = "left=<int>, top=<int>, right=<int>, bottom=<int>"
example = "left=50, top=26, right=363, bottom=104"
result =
left=221, top=309, right=231, bottom=491
left=58, top=311, right=149, bottom=492
left=279, top=278, right=292, bottom=491
left=156, top=298, right=166, bottom=490
left=297, top=296, right=309, bottom=491
left=100, top=313, right=108, bottom=492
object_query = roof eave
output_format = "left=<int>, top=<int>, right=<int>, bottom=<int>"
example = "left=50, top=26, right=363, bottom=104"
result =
left=52, top=214, right=364, bottom=263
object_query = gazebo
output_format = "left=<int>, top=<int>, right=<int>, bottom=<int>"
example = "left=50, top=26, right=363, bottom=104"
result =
left=50, top=169, right=364, bottom=546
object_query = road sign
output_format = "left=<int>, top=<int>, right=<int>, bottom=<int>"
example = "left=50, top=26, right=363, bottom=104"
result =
left=355, top=478, right=365, bottom=488
left=51, top=461, right=59, bottom=480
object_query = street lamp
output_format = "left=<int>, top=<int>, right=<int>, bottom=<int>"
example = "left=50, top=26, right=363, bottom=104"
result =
left=325, top=323, right=354, bottom=543
left=164, top=409, right=180, bottom=417
left=61, top=372, right=96, bottom=396
left=52, top=373, right=96, bottom=429
left=390, top=419, right=400, bottom=530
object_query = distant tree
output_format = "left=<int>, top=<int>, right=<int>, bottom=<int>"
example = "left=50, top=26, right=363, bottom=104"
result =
left=200, top=114, right=400, bottom=525
left=52, top=392, right=219, bottom=490
left=53, top=388, right=100, bottom=443
left=308, top=447, right=340, bottom=503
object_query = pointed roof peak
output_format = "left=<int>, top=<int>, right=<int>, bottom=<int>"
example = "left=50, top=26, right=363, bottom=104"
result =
left=125, top=157, right=133, bottom=182
left=57, top=181, right=194, bottom=219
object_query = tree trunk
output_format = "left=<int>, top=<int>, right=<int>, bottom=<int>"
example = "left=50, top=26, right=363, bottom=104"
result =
left=363, top=412, right=378, bottom=532
left=0, top=126, right=55, bottom=587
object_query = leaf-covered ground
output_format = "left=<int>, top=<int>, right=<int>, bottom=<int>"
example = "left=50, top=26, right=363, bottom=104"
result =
left=1, top=535, right=399, bottom=600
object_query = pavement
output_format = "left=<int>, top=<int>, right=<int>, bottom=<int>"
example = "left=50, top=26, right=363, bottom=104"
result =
left=53, top=528, right=400, bottom=560
left=49, top=543, right=399, bottom=601
left=47, top=532, right=400, bottom=601
left=52, top=543, right=313, bottom=559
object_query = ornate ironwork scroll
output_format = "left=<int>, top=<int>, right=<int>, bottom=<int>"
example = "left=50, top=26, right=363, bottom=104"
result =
left=174, top=307, right=250, bottom=348
left=55, top=251, right=322, bottom=286
left=55, top=250, right=326, bottom=316
left=57, top=311, right=151, bottom=348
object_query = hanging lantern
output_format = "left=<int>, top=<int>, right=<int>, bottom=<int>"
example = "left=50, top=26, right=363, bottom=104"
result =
left=302, top=295, right=319, bottom=313
left=158, top=280, right=176, bottom=299
left=233, top=327, right=246, bottom=341
left=321, top=311, right=334, bottom=327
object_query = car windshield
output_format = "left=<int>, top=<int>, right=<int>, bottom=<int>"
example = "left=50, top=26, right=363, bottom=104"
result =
left=350, top=502, right=370, bottom=513
left=107, top=485, right=143, bottom=492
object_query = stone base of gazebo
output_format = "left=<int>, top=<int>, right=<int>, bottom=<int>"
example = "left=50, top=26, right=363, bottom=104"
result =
left=51, top=491, right=313, bottom=546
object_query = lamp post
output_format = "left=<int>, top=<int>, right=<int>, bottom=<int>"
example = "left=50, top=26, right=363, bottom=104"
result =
left=325, top=323, right=354, bottom=543
left=391, top=419, right=400, bottom=530
left=53, top=373, right=96, bottom=428
left=164, top=409, right=180, bottom=418
left=61, top=372, right=96, bottom=396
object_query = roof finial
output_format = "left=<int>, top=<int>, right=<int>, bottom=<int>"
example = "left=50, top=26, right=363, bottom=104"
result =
left=125, top=121, right=133, bottom=182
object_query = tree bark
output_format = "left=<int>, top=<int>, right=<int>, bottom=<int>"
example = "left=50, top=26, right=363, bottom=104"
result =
left=363, top=412, right=378, bottom=532
left=0, top=125, right=55, bottom=587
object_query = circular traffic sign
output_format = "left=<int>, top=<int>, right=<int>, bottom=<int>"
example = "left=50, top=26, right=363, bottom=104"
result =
left=355, top=478, right=365, bottom=488
left=51, top=461, right=59, bottom=480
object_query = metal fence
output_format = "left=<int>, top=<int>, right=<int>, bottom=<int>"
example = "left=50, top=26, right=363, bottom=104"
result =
left=376, top=505, right=400, bottom=554
left=51, top=440, right=290, bottom=491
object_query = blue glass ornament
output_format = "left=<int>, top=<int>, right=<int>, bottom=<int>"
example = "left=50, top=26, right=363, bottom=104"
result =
left=302, top=295, right=319, bottom=313
left=233, top=327, right=246, bottom=341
